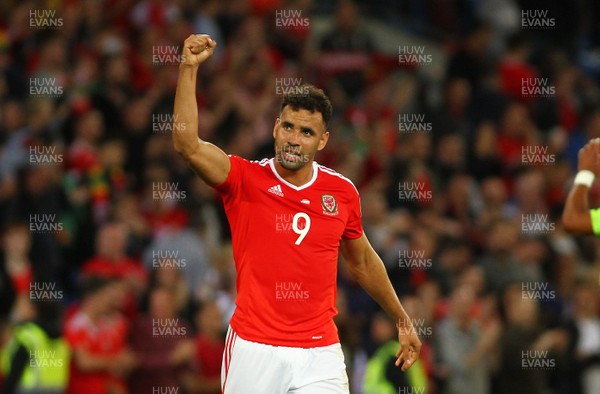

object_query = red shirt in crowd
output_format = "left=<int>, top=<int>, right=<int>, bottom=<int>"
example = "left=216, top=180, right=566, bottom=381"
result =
left=81, top=257, right=147, bottom=319
left=64, top=310, right=130, bottom=394
left=194, top=335, right=225, bottom=394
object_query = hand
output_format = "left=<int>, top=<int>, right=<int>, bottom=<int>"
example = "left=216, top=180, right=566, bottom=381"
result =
left=169, top=339, right=195, bottom=366
left=180, top=34, right=217, bottom=67
left=110, top=350, right=138, bottom=376
left=395, top=318, right=422, bottom=372
left=577, top=138, right=600, bottom=174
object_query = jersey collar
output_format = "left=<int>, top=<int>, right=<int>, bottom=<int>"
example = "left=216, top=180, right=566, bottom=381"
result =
left=268, top=158, right=318, bottom=191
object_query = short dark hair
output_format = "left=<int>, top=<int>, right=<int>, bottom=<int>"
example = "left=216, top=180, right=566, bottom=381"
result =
left=79, top=276, right=115, bottom=299
left=280, top=84, right=332, bottom=127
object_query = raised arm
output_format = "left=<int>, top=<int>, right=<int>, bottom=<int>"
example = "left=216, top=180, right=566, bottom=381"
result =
left=562, top=139, right=600, bottom=234
left=340, top=234, right=422, bottom=371
left=173, top=34, right=230, bottom=186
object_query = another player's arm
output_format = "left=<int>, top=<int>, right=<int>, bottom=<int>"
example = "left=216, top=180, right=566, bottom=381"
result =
left=71, top=347, right=115, bottom=371
left=172, top=34, right=230, bottom=186
left=70, top=346, right=136, bottom=375
left=563, top=139, right=600, bottom=234
left=340, top=234, right=422, bottom=371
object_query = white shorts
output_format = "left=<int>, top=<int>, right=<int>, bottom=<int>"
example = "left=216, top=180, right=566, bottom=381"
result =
left=221, top=326, right=349, bottom=394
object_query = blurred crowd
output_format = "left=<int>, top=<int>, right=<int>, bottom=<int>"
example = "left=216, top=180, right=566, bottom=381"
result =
left=1, top=0, right=600, bottom=393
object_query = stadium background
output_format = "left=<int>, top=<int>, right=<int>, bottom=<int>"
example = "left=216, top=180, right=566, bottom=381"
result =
left=1, top=0, right=600, bottom=393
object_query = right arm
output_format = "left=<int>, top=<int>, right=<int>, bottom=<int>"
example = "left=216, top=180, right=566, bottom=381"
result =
left=562, top=139, right=600, bottom=234
left=563, top=185, right=593, bottom=233
left=172, top=34, right=230, bottom=186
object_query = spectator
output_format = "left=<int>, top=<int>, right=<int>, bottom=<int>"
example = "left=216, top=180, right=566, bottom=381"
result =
left=499, top=33, right=538, bottom=104
left=181, top=300, right=224, bottom=394
left=436, top=284, right=500, bottom=394
left=363, top=312, right=428, bottom=394
left=478, top=219, right=525, bottom=294
left=319, top=0, right=375, bottom=100
left=1, top=299, right=68, bottom=394
left=467, top=122, right=504, bottom=181
left=559, top=280, right=600, bottom=394
left=81, top=221, right=148, bottom=319
left=495, top=284, right=565, bottom=394
left=128, top=286, right=192, bottom=394
left=64, top=277, right=137, bottom=394
left=142, top=226, right=212, bottom=300
left=446, top=22, right=493, bottom=90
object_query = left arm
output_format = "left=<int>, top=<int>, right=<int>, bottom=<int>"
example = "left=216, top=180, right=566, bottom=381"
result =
left=562, top=139, right=600, bottom=233
left=340, top=233, right=421, bottom=371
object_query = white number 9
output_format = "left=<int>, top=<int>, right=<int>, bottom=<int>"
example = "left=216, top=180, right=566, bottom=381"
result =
left=292, top=212, right=311, bottom=245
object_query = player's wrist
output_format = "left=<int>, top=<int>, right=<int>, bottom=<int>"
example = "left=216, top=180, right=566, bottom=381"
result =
left=574, top=170, right=595, bottom=188
left=395, top=315, right=413, bottom=332
left=179, top=62, right=200, bottom=71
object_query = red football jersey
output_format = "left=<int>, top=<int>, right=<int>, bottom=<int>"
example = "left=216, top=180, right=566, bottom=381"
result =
left=64, top=310, right=129, bottom=394
left=213, top=155, right=363, bottom=348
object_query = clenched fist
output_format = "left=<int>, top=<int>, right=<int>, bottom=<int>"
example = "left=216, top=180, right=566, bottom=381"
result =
left=578, top=137, right=600, bottom=175
left=180, top=34, right=217, bottom=67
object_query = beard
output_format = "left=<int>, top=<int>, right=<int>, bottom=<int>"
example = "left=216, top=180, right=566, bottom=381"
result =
left=275, top=145, right=308, bottom=170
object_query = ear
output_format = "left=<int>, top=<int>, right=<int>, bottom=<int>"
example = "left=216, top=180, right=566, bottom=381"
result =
left=273, top=118, right=280, bottom=139
left=317, top=131, right=329, bottom=151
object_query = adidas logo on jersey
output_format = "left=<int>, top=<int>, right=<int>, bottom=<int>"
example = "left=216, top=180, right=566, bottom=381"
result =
left=268, top=184, right=284, bottom=197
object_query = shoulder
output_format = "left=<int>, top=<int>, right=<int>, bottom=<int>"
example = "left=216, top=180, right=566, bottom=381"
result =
left=316, top=163, right=359, bottom=195
left=228, top=155, right=269, bottom=164
left=228, top=155, right=271, bottom=170
left=64, top=311, right=91, bottom=340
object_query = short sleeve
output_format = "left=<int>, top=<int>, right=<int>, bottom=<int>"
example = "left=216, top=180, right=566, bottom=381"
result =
left=590, top=208, right=600, bottom=236
left=343, top=191, right=363, bottom=239
left=211, top=155, right=245, bottom=202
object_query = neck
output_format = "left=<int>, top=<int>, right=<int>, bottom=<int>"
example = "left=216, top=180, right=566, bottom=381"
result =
left=274, top=160, right=314, bottom=187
